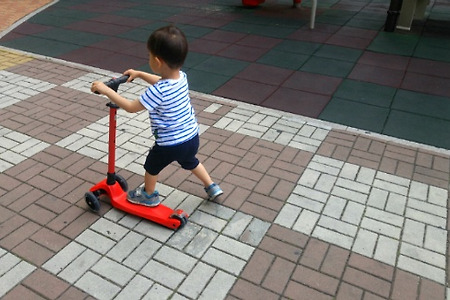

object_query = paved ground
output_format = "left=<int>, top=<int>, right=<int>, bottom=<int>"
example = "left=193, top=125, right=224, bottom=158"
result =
left=1, top=47, right=449, bottom=300
left=1, top=0, right=450, bottom=149
left=1, top=1, right=450, bottom=300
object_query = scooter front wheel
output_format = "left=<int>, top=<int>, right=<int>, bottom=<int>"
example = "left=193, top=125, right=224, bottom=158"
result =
left=85, top=191, right=101, bottom=212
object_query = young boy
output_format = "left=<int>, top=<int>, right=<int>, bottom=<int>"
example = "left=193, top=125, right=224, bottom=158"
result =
left=91, top=25, right=223, bottom=207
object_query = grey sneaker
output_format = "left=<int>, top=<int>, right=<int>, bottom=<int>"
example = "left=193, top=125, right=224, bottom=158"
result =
left=128, top=187, right=160, bottom=207
left=204, top=183, right=223, bottom=200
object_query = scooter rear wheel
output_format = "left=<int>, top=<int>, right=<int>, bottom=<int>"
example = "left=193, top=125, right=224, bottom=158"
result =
left=170, top=211, right=188, bottom=230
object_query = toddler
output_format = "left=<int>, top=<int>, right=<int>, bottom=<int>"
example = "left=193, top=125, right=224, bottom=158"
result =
left=91, top=25, right=223, bottom=206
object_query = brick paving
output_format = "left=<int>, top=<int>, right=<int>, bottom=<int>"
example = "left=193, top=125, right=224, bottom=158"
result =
left=0, top=3, right=449, bottom=298
left=0, top=48, right=449, bottom=300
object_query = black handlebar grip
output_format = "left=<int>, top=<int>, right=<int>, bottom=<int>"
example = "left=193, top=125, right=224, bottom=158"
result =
left=94, top=75, right=130, bottom=94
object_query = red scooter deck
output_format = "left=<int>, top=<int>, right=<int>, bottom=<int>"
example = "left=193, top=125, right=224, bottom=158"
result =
left=89, top=179, right=188, bottom=230
left=114, top=199, right=187, bottom=230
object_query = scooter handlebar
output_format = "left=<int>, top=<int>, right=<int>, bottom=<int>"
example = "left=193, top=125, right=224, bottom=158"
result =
left=103, top=75, right=130, bottom=92
left=94, top=75, right=130, bottom=94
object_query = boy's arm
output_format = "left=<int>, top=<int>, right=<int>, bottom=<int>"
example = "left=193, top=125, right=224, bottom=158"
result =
left=124, top=69, right=161, bottom=85
left=91, top=81, right=145, bottom=113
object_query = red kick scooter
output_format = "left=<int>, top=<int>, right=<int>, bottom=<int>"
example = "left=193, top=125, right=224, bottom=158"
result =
left=85, top=75, right=188, bottom=230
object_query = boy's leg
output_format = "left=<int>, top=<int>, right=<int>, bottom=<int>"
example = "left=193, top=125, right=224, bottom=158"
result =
left=127, top=142, right=168, bottom=205
left=191, top=163, right=223, bottom=200
left=176, top=135, right=223, bottom=200
left=144, top=171, right=158, bottom=194
left=190, top=163, right=213, bottom=187
left=127, top=171, right=160, bottom=207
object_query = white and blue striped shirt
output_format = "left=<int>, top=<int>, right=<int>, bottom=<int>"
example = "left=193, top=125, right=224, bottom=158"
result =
left=139, top=71, right=198, bottom=146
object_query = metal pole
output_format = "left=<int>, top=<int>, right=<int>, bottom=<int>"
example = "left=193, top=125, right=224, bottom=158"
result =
left=384, top=0, right=403, bottom=31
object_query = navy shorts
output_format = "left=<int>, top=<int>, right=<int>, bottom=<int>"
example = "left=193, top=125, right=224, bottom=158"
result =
left=144, top=134, right=200, bottom=175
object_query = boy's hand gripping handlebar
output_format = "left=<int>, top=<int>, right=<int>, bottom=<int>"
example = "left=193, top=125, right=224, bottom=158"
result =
left=94, top=75, right=130, bottom=94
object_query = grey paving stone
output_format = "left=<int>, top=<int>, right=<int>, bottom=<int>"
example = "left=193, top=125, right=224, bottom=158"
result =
left=163, top=189, right=190, bottom=208
left=385, top=193, right=407, bottom=215
left=213, top=235, right=255, bottom=260
left=332, top=186, right=368, bottom=204
left=143, top=283, right=173, bottom=300
left=355, top=167, right=376, bottom=185
left=292, top=185, right=329, bottom=204
left=323, top=196, right=346, bottom=218
left=0, top=258, right=35, bottom=298
left=398, top=255, right=445, bottom=284
left=177, top=194, right=204, bottom=217
left=42, top=242, right=86, bottom=274
left=76, top=271, right=121, bottom=300
left=342, top=201, right=365, bottom=225
left=373, top=178, right=409, bottom=196
left=0, top=252, right=20, bottom=276
left=198, top=201, right=235, bottom=220
left=114, top=275, right=153, bottom=300
left=428, top=186, right=448, bottom=206
left=202, top=248, right=246, bottom=276
left=367, top=187, right=389, bottom=208
left=189, top=210, right=228, bottom=232
left=313, top=226, right=354, bottom=249
left=106, top=231, right=146, bottom=263
left=154, top=245, right=197, bottom=274
left=59, top=249, right=101, bottom=284
left=241, top=218, right=271, bottom=247
left=425, top=225, right=447, bottom=254
left=318, top=215, right=358, bottom=237
left=336, top=177, right=371, bottom=194
left=360, top=218, right=401, bottom=239
left=293, top=209, right=320, bottom=235
left=199, top=270, right=236, bottom=300
left=134, top=220, right=173, bottom=242
left=408, top=181, right=429, bottom=200
left=402, top=219, right=425, bottom=246
left=90, top=218, right=129, bottom=241
left=167, top=223, right=202, bottom=250
left=222, top=211, right=253, bottom=239
left=91, top=257, right=135, bottom=286
left=365, top=207, right=403, bottom=227
left=177, top=262, right=215, bottom=298
left=122, top=238, right=161, bottom=271
left=405, top=207, right=446, bottom=228
left=400, top=243, right=445, bottom=268
left=374, top=236, right=398, bottom=265
left=408, top=198, right=446, bottom=218
left=185, top=227, right=218, bottom=258
left=352, top=228, right=377, bottom=256
left=75, top=229, right=116, bottom=254
left=275, top=203, right=302, bottom=228
left=140, top=260, right=185, bottom=289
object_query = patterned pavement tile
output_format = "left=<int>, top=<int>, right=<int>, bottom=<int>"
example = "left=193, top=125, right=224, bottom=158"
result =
left=0, top=51, right=449, bottom=300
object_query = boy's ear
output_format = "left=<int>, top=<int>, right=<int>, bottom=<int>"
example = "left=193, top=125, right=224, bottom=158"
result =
left=154, top=56, right=163, bottom=68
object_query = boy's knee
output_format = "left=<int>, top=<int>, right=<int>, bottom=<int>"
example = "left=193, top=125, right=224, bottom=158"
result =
left=180, top=158, right=199, bottom=171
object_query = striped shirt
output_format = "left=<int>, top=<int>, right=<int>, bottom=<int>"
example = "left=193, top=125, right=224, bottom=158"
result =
left=139, top=71, right=199, bottom=146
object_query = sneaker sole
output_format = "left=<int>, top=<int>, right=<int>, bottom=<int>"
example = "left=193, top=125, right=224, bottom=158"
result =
left=127, top=198, right=161, bottom=207
left=208, top=191, right=223, bottom=201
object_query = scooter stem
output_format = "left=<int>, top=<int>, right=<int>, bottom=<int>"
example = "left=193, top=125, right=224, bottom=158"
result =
left=107, top=102, right=119, bottom=185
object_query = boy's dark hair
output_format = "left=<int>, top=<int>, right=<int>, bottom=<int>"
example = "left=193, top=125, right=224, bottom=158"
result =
left=147, top=25, right=188, bottom=69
